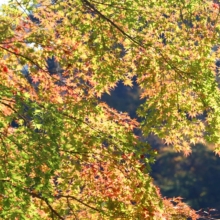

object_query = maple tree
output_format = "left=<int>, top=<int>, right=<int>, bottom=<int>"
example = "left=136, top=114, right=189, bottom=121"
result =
left=0, top=0, right=220, bottom=219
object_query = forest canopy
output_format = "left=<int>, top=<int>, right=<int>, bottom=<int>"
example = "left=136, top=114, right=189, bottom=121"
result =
left=0, top=0, right=220, bottom=219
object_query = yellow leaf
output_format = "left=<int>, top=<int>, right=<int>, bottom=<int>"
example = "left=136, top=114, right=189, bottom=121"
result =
left=123, top=78, right=133, bottom=87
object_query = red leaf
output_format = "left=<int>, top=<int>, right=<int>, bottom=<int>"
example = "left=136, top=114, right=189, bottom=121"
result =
left=213, top=3, right=219, bottom=9
left=3, top=66, right=8, bottom=72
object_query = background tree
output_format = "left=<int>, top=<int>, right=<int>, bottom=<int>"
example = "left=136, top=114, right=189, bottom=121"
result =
left=0, top=0, right=220, bottom=219
left=152, top=144, right=220, bottom=218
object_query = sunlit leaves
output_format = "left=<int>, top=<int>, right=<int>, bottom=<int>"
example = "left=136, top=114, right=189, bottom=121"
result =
left=0, top=0, right=219, bottom=219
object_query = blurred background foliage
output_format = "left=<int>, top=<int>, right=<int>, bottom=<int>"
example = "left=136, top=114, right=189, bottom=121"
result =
left=101, top=80, right=143, bottom=119
left=152, top=143, right=220, bottom=210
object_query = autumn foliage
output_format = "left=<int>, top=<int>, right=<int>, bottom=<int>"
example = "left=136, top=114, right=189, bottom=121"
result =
left=0, top=0, right=220, bottom=219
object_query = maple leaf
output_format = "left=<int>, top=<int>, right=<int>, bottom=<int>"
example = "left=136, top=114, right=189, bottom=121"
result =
left=123, top=78, right=133, bottom=87
left=32, top=75, right=39, bottom=83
